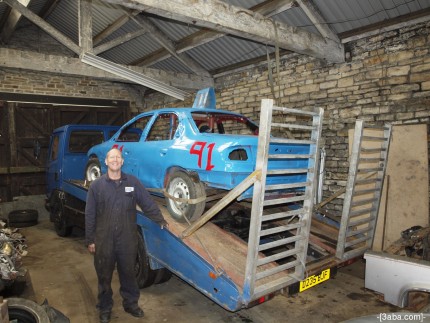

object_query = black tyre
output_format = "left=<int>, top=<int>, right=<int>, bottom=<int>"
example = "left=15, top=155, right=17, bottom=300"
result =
left=165, top=171, right=206, bottom=223
left=51, top=197, right=72, bottom=237
left=154, top=268, right=172, bottom=284
left=8, top=209, right=38, bottom=224
left=7, top=297, right=50, bottom=323
left=85, top=157, right=101, bottom=182
left=135, top=231, right=157, bottom=289
left=8, top=209, right=38, bottom=228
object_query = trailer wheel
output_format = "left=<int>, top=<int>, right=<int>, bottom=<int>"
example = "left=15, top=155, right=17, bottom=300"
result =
left=136, top=231, right=156, bottom=288
left=51, top=198, right=72, bottom=237
left=154, top=268, right=172, bottom=284
left=85, top=157, right=101, bottom=182
left=7, top=297, right=50, bottom=323
left=165, top=171, right=206, bottom=223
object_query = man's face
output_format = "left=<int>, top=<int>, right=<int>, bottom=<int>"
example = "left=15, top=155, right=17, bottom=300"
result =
left=105, top=149, right=124, bottom=172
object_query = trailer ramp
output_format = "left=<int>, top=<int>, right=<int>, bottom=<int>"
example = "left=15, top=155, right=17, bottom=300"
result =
left=243, top=99, right=324, bottom=301
left=336, top=121, right=392, bottom=260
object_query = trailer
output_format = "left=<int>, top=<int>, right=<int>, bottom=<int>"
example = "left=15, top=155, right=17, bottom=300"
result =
left=46, top=97, right=392, bottom=311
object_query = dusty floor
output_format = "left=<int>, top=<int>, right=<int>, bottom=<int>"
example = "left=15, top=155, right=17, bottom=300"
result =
left=0, top=196, right=417, bottom=323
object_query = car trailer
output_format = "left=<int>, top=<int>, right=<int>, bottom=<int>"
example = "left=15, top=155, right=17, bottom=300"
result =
left=56, top=98, right=392, bottom=311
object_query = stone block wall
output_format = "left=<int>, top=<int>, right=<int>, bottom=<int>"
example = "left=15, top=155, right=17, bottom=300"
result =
left=146, top=21, right=430, bottom=215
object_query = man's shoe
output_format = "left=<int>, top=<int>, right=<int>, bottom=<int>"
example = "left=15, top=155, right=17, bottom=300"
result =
left=99, top=311, right=111, bottom=323
left=124, top=306, right=144, bottom=318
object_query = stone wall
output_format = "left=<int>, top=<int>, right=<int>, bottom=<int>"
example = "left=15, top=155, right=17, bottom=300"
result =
left=145, top=21, right=430, bottom=215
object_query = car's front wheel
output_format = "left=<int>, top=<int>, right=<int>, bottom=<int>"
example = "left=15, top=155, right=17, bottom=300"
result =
left=85, top=157, right=101, bottom=182
left=165, top=171, right=206, bottom=223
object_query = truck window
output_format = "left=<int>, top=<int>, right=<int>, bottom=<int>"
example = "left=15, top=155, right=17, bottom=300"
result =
left=146, top=113, right=178, bottom=141
left=68, top=131, right=105, bottom=153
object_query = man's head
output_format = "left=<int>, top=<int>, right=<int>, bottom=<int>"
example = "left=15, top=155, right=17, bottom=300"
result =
left=105, top=148, right=124, bottom=173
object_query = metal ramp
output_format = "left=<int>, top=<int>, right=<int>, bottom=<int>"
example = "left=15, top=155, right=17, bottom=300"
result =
left=336, top=121, right=392, bottom=260
left=243, top=99, right=323, bottom=301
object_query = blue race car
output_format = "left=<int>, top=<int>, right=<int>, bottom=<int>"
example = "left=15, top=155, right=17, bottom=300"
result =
left=86, top=89, right=310, bottom=222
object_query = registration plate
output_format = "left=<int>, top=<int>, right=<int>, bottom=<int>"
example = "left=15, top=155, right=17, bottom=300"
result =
left=299, top=268, right=330, bottom=292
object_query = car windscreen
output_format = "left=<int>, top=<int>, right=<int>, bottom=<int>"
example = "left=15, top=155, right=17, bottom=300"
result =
left=191, top=112, right=258, bottom=135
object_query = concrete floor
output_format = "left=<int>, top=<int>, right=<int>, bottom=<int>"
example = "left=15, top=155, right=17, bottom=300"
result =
left=0, top=196, right=411, bottom=322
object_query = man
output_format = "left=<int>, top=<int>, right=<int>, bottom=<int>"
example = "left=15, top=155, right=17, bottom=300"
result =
left=85, top=148, right=167, bottom=323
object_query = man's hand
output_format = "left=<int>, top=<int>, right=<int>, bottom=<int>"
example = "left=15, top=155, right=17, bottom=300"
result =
left=88, top=243, right=95, bottom=254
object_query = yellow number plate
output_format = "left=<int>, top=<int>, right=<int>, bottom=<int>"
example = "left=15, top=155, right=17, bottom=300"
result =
left=299, top=268, right=330, bottom=292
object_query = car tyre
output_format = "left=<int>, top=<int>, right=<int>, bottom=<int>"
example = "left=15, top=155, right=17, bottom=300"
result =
left=165, top=171, right=206, bottom=223
left=8, top=209, right=38, bottom=228
left=154, top=268, right=172, bottom=284
left=136, top=230, right=157, bottom=288
left=7, top=297, right=50, bottom=323
left=85, top=157, right=101, bottom=182
left=51, top=197, right=72, bottom=237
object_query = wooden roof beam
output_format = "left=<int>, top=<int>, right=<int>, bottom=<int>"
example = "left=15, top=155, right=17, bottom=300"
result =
left=104, top=0, right=345, bottom=63
left=93, top=10, right=140, bottom=45
left=133, top=0, right=297, bottom=67
left=0, top=47, right=213, bottom=90
left=0, top=0, right=30, bottom=44
left=39, top=0, right=61, bottom=20
left=295, top=0, right=340, bottom=42
left=126, top=12, right=211, bottom=77
left=2, top=0, right=81, bottom=54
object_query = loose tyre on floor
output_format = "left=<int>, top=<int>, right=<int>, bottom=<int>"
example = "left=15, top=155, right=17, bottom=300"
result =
left=7, top=297, right=50, bottom=323
left=8, top=210, right=38, bottom=228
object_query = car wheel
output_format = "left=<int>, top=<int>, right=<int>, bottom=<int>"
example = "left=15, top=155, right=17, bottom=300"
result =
left=135, top=231, right=157, bottom=288
left=7, top=297, right=50, bottom=323
left=165, top=171, right=206, bottom=223
left=85, top=157, right=101, bottom=182
left=51, top=198, right=72, bottom=237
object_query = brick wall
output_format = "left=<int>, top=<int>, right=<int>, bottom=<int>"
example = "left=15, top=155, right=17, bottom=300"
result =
left=146, top=21, right=430, bottom=215
left=0, top=68, right=144, bottom=111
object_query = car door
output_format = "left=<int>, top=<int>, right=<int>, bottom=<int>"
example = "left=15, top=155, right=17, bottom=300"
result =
left=138, top=112, right=179, bottom=189
left=112, top=114, right=153, bottom=177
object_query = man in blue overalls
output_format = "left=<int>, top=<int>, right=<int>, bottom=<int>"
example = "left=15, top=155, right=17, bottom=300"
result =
left=85, top=147, right=167, bottom=323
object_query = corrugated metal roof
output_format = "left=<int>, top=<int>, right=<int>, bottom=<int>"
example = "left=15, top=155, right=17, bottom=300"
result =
left=0, top=0, right=429, bottom=75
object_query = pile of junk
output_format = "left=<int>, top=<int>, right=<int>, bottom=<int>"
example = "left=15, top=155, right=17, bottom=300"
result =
left=0, top=210, right=70, bottom=323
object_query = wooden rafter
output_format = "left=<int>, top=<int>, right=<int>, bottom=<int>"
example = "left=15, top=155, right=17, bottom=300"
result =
left=295, top=0, right=339, bottom=42
left=2, top=0, right=80, bottom=54
left=93, top=10, right=140, bottom=45
left=133, top=0, right=297, bottom=67
left=0, top=0, right=30, bottom=44
left=103, top=0, right=345, bottom=63
left=0, top=47, right=213, bottom=90
left=39, top=0, right=61, bottom=20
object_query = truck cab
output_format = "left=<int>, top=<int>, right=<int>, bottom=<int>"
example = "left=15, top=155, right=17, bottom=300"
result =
left=46, top=124, right=119, bottom=234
